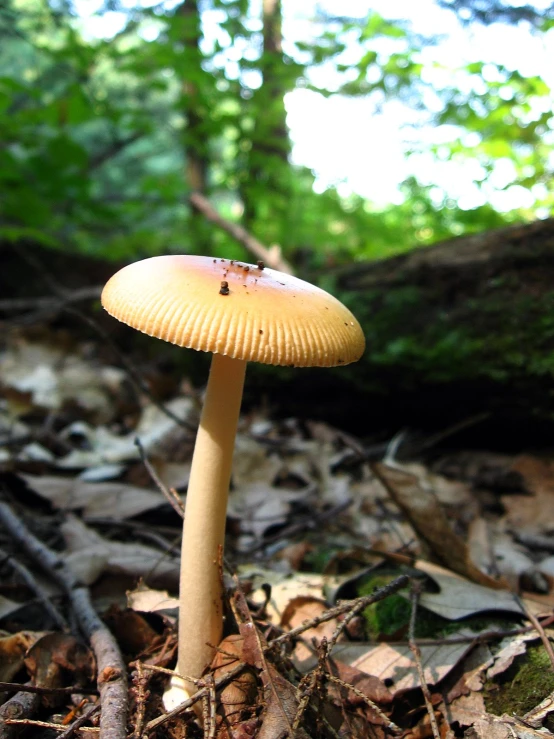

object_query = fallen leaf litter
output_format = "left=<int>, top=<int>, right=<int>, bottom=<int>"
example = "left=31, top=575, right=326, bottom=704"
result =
left=1, top=332, right=554, bottom=737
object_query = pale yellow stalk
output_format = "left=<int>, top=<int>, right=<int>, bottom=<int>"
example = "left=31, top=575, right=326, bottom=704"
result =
left=164, top=353, right=246, bottom=709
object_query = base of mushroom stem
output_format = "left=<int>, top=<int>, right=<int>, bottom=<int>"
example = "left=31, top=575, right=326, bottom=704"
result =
left=163, top=674, right=196, bottom=713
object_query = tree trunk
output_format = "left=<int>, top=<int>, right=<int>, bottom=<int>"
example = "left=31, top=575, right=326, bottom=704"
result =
left=177, top=0, right=211, bottom=249
left=242, top=0, right=291, bottom=226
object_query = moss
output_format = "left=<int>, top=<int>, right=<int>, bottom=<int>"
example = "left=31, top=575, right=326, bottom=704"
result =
left=358, top=576, right=519, bottom=641
left=485, top=645, right=554, bottom=719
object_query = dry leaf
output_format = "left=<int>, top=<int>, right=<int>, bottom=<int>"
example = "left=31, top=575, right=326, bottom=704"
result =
left=0, top=631, right=41, bottom=684
left=486, top=633, right=539, bottom=680
left=332, top=632, right=478, bottom=695
left=103, top=606, right=161, bottom=655
left=257, top=662, right=309, bottom=739
left=415, top=560, right=527, bottom=620
left=327, top=658, right=393, bottom=705
left=127, top=586, right=179, bottom=614
left=212, top=635, right=258, bottom=727
left=57, top=397, right=195, bottom=468
left=61, top=515, right=180, bottom=587
left=373, top=463, right=507, bottom=589
left=22, top=473, right=166, bottom=519
left=280, top=596, right=338, bottom=670
left=24, top=632, right=94, bottom=705
left=244, top=567, right=341, bottom=624
left=503, top=456, right=554, bottom=533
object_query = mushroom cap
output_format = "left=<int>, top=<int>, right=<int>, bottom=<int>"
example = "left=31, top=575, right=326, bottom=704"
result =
left=101, top=255, right=365, bottom=367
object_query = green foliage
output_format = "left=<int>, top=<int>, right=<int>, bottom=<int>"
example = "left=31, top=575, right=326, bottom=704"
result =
left=0, top=0, right=551, bottom=268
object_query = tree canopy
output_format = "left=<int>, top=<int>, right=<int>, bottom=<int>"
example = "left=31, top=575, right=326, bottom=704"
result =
left=1, top=0, right=552, bottom=268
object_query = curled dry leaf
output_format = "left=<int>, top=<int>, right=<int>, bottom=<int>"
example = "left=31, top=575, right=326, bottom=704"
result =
left=372, top=463, right=507, bottom=590
left=126, top=586, right=179, bottom=615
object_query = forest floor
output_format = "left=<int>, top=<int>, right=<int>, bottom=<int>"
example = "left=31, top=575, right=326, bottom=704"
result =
left=1, top=325, right=554, bottom=739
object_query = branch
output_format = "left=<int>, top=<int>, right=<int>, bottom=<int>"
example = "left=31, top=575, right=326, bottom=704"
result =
left=189, top=192, right=294, bottom=274
left=0, top=502, right=128, bottom=739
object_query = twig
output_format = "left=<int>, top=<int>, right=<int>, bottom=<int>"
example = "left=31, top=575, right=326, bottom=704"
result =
left=523, top=608, right=554, bottom=670
left=189, top=191, right=294, bottom=274
left=143, top=662, right=246, bottom=733
left=0, top=689, right=41, bottom=739
left=57, top=703, right=101, bottom=739
left=409, top=581, right=441, bottom=739
left=325, top=673, right=400, bottom=733
left=0, top=682, right=97, bottom=696
left=3, top=719, right=98, bottom=733
left=0, top=546, right=68, bottom=630
left=130, top=662, right=148, bottom=739
left=134, top=437, right=185, bottom=518
left=268, top=575, right=410, bottom=649
left=0, top=502, right=128, bottom=739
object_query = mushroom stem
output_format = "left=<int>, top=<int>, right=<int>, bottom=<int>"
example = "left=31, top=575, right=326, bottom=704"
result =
left=171, top=352, right=246, bottom=704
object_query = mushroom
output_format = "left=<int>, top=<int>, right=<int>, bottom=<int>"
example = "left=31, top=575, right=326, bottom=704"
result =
left=101, top=255, right=365, bottom=707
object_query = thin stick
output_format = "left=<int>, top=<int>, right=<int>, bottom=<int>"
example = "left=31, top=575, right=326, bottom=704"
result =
left=3, top=719, right=98, bottom=733
left=268, top=574, right=410, bottom=648
left=325, top=674, right=400, bottom=733
left=57, top=703, right=101, bottom=739
left=0, top=502, right=128, bottom=739
left=0, top=690, right=41, bottom=739
left=189, top=192, right=294, bottom=274
left=0, top=546, right=68, bottom=630
left=409, top=581, right=441, bottom=739
left=143, top=662, right=246, bottom=733
left=134, top=437, right=185, bottom=518
left=0, top=682, right=97, bottom=696
left=524, top=609, right=554, bottom=670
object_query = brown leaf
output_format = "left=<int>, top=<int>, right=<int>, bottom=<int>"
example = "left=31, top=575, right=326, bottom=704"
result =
left=505, top=456, right=554, bottom=533
left=212, top=635, right=258, bottom=727
left=372, top=463, right=507, bottom=589
left=257, top=663, right=310, bottom=739
left=0, top=632, right=40, bottom=684
left=24, top=632, right=94, bottom=706
left=280, top=596, right=339, bottom=670
left=103, top=606, right=161, bottom=655
left=327, top=658, right=392, bottom=706
left=332, top=636, right=475, bottom=696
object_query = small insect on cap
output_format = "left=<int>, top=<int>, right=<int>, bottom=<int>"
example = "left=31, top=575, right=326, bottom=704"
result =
left=101, top=255, right=365, bottom=368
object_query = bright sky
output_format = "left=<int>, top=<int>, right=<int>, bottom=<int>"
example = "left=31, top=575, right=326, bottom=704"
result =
left=76, top=0, right=554, bottom=212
